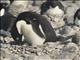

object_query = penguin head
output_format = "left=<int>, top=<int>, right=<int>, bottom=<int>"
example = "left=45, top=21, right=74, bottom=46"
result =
left=46, top=6, right=64, bottom=22
left=74, top=8, right=80, bottom=27
left=0, top=3, right=7, bottom=16
left=0, top=2, right=10, bottom=16
left=0, top=0, right=10, bottom=8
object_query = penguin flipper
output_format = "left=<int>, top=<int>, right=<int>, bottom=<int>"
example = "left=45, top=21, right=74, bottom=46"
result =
left=32, top=20, right=45, bottom=38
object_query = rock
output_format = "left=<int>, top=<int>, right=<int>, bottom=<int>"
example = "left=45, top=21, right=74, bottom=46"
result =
left=34, top=55, right=52, bottom=60
left=44, top=42, right=64, bottom=59
left=60, top=26, right=76, bottom=36
left=3, top=37, right=14, bottom=43
left=73, top=54, right=80, bottom=60
left=23, top=55, right=52, bottom=60
left=29, top=0, right=45, bottom=6
left=26, top=4, right=40, bottom=14
left=8, top=0, right=28, bottom=17
left=72, top=26, right=80, bottom=45
left=10, top=56, right=18, bottom=60
left=73, top=26, right=80, bottom=32
left=1, top=44, right=11, bottom=48
left=72, top=30, right=80, bottom=45
left=27, top=0, right=45, bottom=7
left=23, top=55, right=36, bottom=60
left=0, top=30, right=11, bottom=37
left=55, top=42, right=79, bottom=59
left=0, top=48, right=12, bottom=59
left=2, top=58, right=11, bottom=60
left=18, top=57, right=23, bottom=60
left=65, top=2, right=79, bottom=24
left=76, top=31, right=80, bottom=45
left=8, top=0, right=43, bottom=17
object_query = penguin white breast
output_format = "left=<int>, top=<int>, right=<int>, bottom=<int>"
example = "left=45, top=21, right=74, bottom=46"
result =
left=16, top=20, right=45, bottom=46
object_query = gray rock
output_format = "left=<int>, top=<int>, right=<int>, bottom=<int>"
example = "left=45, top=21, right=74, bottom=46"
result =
left=74, top=31, right=80, bottom=45
left=8, top=0, right=28, bottom=17
left=73, top=54, right=80, bottom=60
left=65, top=2, right=79, bottom=24
left=4, top=37, right=14, bottom=43
left=43, top=42, right=64, bottom=59
left=23, top=55, right=52, bottom=60
left=29, top=0, right=45, bottom=6
left=0, top=48, right=12, bottom=59
left=55, top=43, right=79, bottom=59
left=0, top=30, right=11, bottom=37
left=72, top=26, right=80, bottom=45
left=10, top=56, right=18, bottom=60
left=60, top=26, right=75, bottom=36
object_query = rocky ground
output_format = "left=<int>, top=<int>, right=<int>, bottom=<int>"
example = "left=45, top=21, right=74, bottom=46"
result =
left=0, top=36, right=80, bottom=60
left=0, top=1, right=80, bottom=60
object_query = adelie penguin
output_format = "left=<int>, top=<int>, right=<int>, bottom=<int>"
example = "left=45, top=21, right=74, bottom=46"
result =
left=40, top=0, right=65, bottom=15
left=10, top=11, right=57, bottom=46
left=0, top=2, right=17, bottom=37
left=73, top=8, right=80, bottom=27
left=0, top=3, right=6, bottom=30
left=0, top=2, right=11, bottom=36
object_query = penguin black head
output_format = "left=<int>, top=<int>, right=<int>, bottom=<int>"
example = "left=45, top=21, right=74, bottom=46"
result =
left=73, top=8, right=80, bottom=27
left=40, top=0, right=64, bottom=15
left=74, top=8, right=80, bottom=20
left=0, top=1, right=11, bottom=17
left=0, top=3, right=8, bottom=16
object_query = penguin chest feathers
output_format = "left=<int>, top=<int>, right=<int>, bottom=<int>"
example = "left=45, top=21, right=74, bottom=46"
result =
left=16, top=20, right=45, bottom=46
